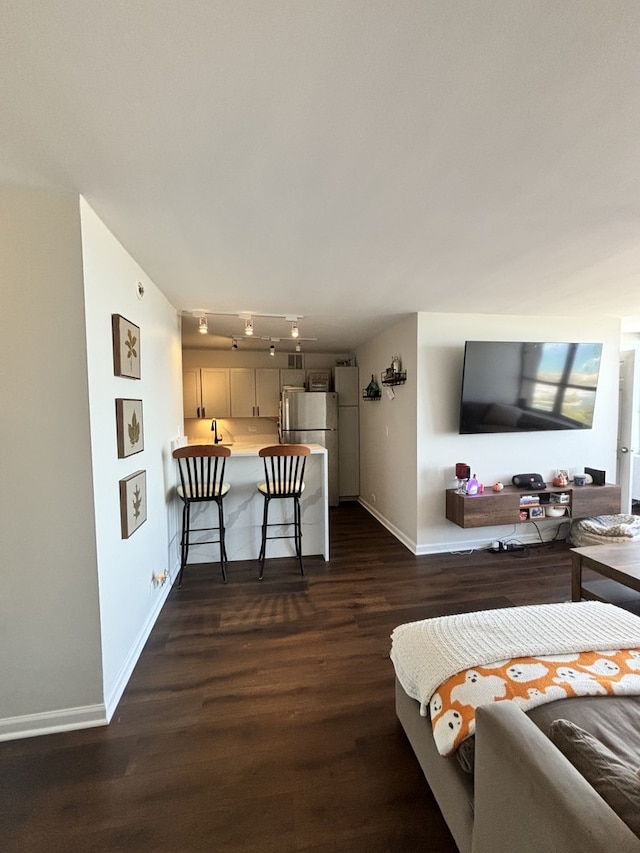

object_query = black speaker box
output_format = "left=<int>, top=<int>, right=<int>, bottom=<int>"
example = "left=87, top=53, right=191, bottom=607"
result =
left=584, top=467, right=606, bottom=486
left=512, top=473, right=546, bottom=490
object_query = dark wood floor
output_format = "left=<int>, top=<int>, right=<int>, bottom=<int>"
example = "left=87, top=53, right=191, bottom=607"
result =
left=0, top=503, right=575, bottom=853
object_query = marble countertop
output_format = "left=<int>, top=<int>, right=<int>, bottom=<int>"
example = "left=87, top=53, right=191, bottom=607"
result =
left=185, top=438, right=326, bottom=456
left=227, top=441, right=326, bottom=457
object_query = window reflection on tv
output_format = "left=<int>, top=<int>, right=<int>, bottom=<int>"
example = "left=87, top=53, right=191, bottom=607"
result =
left=459, top=341, right=603, bottom=434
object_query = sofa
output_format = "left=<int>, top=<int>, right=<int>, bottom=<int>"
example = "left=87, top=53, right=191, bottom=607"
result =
left=396, top=680, right=640, bottom=853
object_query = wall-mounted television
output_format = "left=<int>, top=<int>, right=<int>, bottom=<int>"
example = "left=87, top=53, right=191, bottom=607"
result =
left=459, top=341, right=603, bottom=434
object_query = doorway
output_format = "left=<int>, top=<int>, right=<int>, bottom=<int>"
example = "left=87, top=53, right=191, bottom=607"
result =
left=618, top=349, right=640, bottom=513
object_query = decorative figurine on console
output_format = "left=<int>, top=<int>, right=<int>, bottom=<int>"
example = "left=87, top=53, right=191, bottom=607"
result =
left=455, top=462, right=470, bottom=495
left=466, top=473, right=480, bottom=496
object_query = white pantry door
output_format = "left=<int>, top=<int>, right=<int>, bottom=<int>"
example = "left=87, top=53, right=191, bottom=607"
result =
left=618, top=350, right=640, bottom=512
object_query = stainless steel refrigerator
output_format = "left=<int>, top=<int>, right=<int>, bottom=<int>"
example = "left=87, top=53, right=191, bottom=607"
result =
left=280, top=391, right=339, bottom=506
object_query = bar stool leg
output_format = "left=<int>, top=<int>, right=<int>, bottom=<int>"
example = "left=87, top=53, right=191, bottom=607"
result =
left=177, top=502, right=191, bottom=588
left=217, top=499, right=228, bottom=583
left=294, top=496, right=304, bottom=576
left=258, top=495, right=270, bottom=580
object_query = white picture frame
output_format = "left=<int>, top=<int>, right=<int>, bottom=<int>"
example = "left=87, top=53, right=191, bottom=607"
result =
left=119, top=470, right=147, bottom=538
left=115, top=398, right=144, bottom=458
left=112, top=314, right=141, bottom=379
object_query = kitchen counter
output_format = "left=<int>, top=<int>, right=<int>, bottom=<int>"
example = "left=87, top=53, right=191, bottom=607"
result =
left=176, top=440, right=329, bottom=566
left=229, top=441, right=325, bottom=456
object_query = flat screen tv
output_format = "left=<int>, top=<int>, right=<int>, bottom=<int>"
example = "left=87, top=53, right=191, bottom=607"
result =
left=459, top=341, right=603, bottom=434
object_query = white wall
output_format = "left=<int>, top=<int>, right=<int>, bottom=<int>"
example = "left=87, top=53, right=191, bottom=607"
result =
left=0, top=186, right=103, bottom=736
left=416, top=313, right=621, bottom=553
left=80, top=199, right=183, bottom=717
left=0, top=188, right=183, bottom=741
left=356, top=312, right=621, bottom=556
left=357, top=315, right=418, bottom=550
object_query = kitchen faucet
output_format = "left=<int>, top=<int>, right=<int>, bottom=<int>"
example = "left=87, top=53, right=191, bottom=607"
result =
left=210, top=418, right=222, bottom=444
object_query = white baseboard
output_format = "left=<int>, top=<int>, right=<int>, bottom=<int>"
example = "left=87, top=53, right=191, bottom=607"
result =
left=103, top=561, right=176, bottom=720
left=358, top=499, right=417, bottom=553
left=0, top=703, right=107, bottom=742
left=357, top=500, right=566, bottom=555
left=0, top=560, right=179, bottom=742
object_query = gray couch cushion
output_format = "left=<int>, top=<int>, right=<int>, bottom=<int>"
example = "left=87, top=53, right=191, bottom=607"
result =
left=528, top=695, right=640, bottom=767
left=550, top=718, right=640, bottom=836
left=455, top=695, right=640, bottom=775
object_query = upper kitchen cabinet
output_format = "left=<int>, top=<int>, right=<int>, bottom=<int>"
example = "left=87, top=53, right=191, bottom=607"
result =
left=230, top=368, right=280, bottom=417
left=256, top=369, right=280, bottom=416
left=335, top=366, right=359, bottom=406
left=183, top=368, right=230, bottom=419
left=335, top=366, right=360, bottom=499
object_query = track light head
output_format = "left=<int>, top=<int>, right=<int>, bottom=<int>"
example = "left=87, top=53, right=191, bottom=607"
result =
left=295, top=342, right=301, bottom=352
left=291, top=321, right=299, bottom=339
left=198, top=315, right=208, bottom=335
left=231, top=340, right=238, bottom=350
left=269, top=344, right=275, bottom=356
left=244, top=318, right=254, bottom=336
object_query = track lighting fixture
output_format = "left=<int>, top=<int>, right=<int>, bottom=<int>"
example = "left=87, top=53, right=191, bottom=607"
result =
left=295, top=342, right=301, bottom=352
left=269, top=344, right=275, bottom=356
left=181, top=310, right=319, bottom=346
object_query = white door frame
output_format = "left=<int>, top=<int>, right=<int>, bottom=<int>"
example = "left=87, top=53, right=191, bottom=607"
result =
left=617, top=350, right=639, bottom=512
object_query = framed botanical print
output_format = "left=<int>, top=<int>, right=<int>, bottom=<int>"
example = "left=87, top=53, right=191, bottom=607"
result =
left=116, top=398, right=144, bottom=458
left=119, top=470, right=147, bottom=539
left=112, top=314, right=140, bottom=379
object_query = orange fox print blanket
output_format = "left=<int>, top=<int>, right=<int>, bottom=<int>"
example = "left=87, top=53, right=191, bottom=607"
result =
left=430, top=648, right=640, bottom=756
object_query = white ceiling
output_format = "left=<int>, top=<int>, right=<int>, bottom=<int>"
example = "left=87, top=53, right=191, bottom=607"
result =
left=2, top=1, right=640, bottom=353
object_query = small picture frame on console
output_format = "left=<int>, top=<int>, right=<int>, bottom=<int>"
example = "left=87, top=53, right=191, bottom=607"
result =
left=529, top=506, right=544, bottom=519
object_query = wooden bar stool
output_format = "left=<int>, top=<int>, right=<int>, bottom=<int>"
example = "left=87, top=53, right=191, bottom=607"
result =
left=257, top=444, right=310, bottom=580
left=172, top=444, right=231, bottom=587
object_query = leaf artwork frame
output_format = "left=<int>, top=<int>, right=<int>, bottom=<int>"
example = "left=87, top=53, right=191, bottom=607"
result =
left=112, top=314, right=141, bottom=379
left=116, top=398, right=144, bottom=458
left=119, top=470, right=147, bottom=539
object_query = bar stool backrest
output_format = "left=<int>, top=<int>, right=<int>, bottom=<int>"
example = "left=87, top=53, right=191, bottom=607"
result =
left=259, top=444, right=310, bottom=497
left=172, top=444, right=231, bottom=501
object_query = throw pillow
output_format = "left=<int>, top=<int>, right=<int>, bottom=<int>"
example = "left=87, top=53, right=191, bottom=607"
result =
left=550, top=718, right=640, bottom=836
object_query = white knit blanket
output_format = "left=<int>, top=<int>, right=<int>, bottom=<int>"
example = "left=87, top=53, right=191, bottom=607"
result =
left=390, top=601, right=640, bottom=716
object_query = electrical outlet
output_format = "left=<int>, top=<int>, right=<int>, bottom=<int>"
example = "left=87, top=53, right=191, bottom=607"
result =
left=489, top=541, right=524, bottom=553
left=248, top=425, right=257, bottom=433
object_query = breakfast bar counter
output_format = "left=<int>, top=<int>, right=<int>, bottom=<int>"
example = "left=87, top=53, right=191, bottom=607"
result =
left=179, top=441, right=329, bottom=565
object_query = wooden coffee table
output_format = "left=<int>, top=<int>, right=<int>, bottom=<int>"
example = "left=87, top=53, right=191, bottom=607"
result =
left=571, top=542, right=640, bottom=612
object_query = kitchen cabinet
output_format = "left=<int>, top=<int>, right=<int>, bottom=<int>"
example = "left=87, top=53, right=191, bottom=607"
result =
left=335, top=365, right=359, bottom=406
left=230, top=368, right=280, bottom=417
left=335, top=366, right=360, bottom=499
left=183, top=368, right=230, bottom=419
left=338, top=405, right=359, bottom=498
